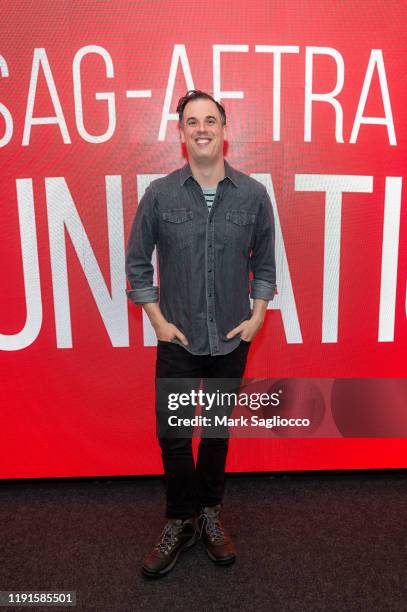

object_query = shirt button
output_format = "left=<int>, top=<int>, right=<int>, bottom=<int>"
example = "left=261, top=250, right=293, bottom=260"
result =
left=208, top=269, right=212, bottom=273
left=209, top=244, right=212, bottom=248
left=208, top=293, right=212, bottom=297
left=209, top=317, right=213, bottom=322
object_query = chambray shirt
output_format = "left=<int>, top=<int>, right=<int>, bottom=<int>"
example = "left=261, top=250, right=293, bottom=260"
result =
left=125, top=160, right=277, bottom=356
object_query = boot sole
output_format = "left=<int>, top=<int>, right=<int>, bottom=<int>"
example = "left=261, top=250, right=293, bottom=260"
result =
left=142, top=532, right=197, bottom=579
left=206, top=549, right=236, bottom=566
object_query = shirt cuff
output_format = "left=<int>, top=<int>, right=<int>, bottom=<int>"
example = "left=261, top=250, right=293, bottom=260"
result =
left=250, top=279, right=277, bottom=301
left=126, top=286, right=159, bottom=304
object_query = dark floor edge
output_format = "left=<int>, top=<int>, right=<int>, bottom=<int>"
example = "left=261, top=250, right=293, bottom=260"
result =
left=1, top=467, right=406, bottom=486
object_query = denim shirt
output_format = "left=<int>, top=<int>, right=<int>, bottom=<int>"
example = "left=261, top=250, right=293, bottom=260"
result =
left=125, top=159, right=277, bottom=356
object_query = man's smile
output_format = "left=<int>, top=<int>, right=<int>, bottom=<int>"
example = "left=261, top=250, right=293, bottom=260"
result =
left=195, top=137, right=212, bottom=147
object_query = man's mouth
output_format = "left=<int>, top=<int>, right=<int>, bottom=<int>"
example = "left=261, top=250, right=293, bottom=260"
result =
left=195, top=137, right=212, bottom=146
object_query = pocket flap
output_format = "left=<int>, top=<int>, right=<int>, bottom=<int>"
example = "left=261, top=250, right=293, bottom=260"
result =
left=162, top=209, right=193, bottom=224
left=226, top=210, right=256, bottom=226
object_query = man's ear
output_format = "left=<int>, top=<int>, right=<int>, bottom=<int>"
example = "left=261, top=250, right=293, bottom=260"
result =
left=223, top=124, right=227, bottom=140
left=179, top=124, right=185, bottom=143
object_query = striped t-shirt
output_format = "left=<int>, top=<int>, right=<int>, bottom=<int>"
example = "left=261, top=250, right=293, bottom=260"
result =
left=201, top=186, right=217, bottom=211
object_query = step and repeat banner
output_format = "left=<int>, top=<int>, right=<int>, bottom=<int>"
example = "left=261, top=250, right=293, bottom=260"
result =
left=0, top=0, right=406, bottom=478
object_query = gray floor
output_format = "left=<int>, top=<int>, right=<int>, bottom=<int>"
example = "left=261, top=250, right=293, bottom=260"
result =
left=0, top=473, right=406, bottom=611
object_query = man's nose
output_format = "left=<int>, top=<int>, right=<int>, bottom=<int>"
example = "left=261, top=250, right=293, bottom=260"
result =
left=196, top=121, right=207, bottom=132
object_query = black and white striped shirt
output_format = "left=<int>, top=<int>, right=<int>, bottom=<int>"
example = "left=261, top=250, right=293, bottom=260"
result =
left=201, top=186, right=217, bottom=211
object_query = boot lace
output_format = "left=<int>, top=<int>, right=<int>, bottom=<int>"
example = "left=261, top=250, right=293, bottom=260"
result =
left=199, top=508, right=225, bottom=543
left=155, top=521, right=182, bottom=555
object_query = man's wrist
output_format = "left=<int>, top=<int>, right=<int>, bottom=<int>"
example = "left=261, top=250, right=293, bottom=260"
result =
left=250, top=312, right=265, bottom=325
left=151, top=317, right=167, bottom=330
left=251, top=299, right=268, bottom=324
left=142, top=303, right=167, bottom=329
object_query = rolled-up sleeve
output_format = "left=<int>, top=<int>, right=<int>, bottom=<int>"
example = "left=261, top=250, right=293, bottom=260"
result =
left=125, top=185, right=159, bottom=304
left=250, top=188, right=277, bottom=302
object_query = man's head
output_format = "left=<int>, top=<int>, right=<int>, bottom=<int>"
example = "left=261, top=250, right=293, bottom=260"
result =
left=177, top=90, right=227, bottom=165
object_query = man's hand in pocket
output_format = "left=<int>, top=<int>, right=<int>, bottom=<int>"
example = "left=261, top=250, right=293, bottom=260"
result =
left=155, top=321, right=189, bottom=346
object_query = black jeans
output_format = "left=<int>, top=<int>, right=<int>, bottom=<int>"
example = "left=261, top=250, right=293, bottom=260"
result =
left=156, top=340, right=251, bottom=519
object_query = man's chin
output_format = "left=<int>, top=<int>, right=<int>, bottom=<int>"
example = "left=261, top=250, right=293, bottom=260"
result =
left=193, top=147, right=212, bottom=157
left=189, top=150, right=220, bottom=164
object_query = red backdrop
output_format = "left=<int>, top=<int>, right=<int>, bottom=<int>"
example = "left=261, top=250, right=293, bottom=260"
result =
left=0, top=0, right=406, bottom=478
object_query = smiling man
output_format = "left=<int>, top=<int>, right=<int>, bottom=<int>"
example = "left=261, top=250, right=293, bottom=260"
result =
left=125, top=90, right=277, bottom=578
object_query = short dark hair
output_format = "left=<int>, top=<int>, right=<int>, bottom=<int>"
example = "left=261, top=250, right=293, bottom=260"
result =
left=176, top=90, right=227, bottom=126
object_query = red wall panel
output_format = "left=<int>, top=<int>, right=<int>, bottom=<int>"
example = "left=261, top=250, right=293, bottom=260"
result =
left=0, top=0, right=406, bottom=477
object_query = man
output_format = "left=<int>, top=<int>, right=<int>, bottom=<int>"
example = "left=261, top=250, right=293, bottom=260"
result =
left=125, top=90, right=277, bottom=578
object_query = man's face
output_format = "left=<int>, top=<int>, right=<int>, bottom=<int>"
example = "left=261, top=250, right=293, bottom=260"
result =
left=179, top=98, right=227, bottom=164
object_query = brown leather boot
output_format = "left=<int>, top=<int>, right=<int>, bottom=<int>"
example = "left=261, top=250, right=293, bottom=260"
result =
left=142, top=517, right=197, bottom=578
left=198, top=504, right=236, bottom=565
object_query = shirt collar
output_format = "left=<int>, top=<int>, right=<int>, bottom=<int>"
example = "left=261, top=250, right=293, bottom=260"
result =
left=179, top=159, right=239, bottom=188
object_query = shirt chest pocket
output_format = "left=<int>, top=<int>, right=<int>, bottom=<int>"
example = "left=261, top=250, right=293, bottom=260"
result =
left=225, top=210, right=256, bottom=251
left=160, top=209, right=194, bottom=251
